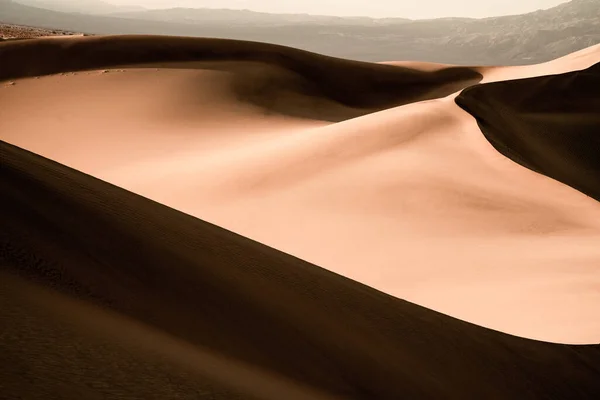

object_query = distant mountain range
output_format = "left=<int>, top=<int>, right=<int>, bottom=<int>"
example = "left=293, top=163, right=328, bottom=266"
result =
left=1, top=0, right=598, bottom=65
left=105, top=7, right=407, bottom=26
left=13, top=0, right=146, bottom=14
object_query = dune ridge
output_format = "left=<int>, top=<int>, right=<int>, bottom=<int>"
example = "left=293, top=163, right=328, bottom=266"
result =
left=456, top=61, right=600, bottom=202
left=0, top=35, right=483, bottom=113
left=2, top=139, right=600, bottom=399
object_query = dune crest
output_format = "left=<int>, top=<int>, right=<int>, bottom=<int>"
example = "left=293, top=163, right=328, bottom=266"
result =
left=0, top=34, right=482, bottom=118
left=456, top=62, right=600, bottom=202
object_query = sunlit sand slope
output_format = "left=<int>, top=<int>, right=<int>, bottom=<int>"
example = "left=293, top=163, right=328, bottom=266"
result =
left=2, top=140, right=600, bottom=399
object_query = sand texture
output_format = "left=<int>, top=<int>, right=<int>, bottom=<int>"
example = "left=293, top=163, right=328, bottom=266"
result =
left=2, top=140, right=600, bottom=399
left=1, top=34, right=599, bottom=399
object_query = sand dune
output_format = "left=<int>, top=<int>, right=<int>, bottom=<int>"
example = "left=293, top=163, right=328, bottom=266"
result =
left=0, top=35, right=482, bottom=118
left=383, top=43, right=600, bottom=84
left=456, top=61, right=600, bottom=202
left=1, top=35, right=599, bottom=344
left=1, top=33, right=600, bottom=398
left=476, top=43, right=600, bottom=83
left=2, top=140, right=600, bottom=399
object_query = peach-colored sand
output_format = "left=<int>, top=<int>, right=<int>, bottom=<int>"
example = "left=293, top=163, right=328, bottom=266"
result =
left=1, top=36, right=599, bottom=344
left=4, top=138, right=599, bottom=399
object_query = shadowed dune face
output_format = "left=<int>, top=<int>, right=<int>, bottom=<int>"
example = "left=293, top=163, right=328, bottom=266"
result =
left=2, top=140, right=600, bottom=400
left=0, top=35, right=483, bottom=120
left=456, top=62, right=600, bottom=202
left=0, top=35, right=599, bottom=345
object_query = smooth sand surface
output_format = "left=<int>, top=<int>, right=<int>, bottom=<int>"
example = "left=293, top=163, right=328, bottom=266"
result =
left=456, top=61, right=600, bottom=202
left=1, top=35, right=599, bottom=345
left=476, top=43, right=600, bottom=83
left=2, top=140, right=600, bottom=399
left=0, top=35, right=482, bottom=115
left=384, top=44, right=600, bottom=84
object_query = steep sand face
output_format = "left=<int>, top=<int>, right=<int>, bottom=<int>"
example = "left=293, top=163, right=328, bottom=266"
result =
left=456, top=62, right=600, bottom=202
left=1, top=36, right=599, bottom=343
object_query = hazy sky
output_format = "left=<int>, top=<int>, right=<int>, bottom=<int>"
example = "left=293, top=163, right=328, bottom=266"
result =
left=106, top=0, right=569, bottom=19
